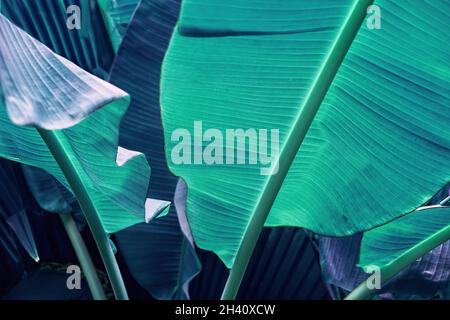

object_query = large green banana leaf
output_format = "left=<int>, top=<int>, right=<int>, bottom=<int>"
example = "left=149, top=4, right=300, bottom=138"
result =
left=0, top=14, right=164, bottom=233
left=161, top=0, right=450, bottom=267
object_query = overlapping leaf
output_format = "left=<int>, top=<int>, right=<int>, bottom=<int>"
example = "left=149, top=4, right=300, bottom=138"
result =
left=0, top=219, right=26, bottom=296
left=1, top=0, right=112, bottom=227
left=1, top=0, right=114, bottom=79
left=320, top=231, right=450, bottom=299
left=320, top=185, right=450, bottom=299
left=108, top=0, right=201, bottom=299
left=360, top=207, right=450, bottom=280
left=2, top=0, right=193, bottom=300
left=0, top=14, right=163, bottom=233
left=358, top=184, right=450, bottom=287
left=97, top=0, right=140, bottom=52
left=21, top=166, right=74, bottom=215
left=0, top=159, right=38, bottom=262
left=319, top=234, right=367, bottom=292
left=114, top=180, right=200, bottom=299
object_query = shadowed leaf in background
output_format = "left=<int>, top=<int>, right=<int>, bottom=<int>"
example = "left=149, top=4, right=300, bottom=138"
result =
left=107, top=0, right=201, bottom=299
left=1, top=0, right=196, bottom=300
left=0, top=0, right=115, bottom=79
left=0, top=159, right=38, bottom=262
left=0, top=14, right=166, bottom=232
left=320, top=185, right=450, bottom=299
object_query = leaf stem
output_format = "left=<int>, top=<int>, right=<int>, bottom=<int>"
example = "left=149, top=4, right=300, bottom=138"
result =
left=60, top=212, right=107, bottom=300
left=37, top=128, right=129, bottom=300
left=345, top=223, right=450, bottom=300
left=221, top=0, right=374, bottom=300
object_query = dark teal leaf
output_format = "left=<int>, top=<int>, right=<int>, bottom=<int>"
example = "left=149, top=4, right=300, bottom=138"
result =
left=320, top=233, right=450, bottom=299
left=116, top=211, right=200, bottom=300
left=2, top=0, right=114, bottom=226
left=0, top=159, right=38, bottom=262
left=0, top=220, right=26, bottom=296
left=97, top=0, right=140, bottom=52
left=191, top=227, right=330, bottom=300
left=108, top=0, right=200, bottom=299
left=319, top=234, right=368, bottom=292
left=109, top=0, right=181, bottom=201
left=116, top=178, right=198, bottom=300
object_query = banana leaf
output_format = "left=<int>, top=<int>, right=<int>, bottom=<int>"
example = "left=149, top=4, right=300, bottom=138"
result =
left=108, top=0, right=201, bottom=299
left=114, top=180, right=200, bottom=299
left=319, top=234, right=367, bottom=292
left=0, top=160, right=79, bottom=297
left=0, top=219, right=26, bottom=296
left=2, top=0, right=194, bottom=299
left=2, top=269, right=93, bottom=300
left=1, top=0, right=114, bottom=226
left=358, top=184, right=450, bottom=292
left=22, top=166, right=74, bottom=215
left=21, top=165, right=88, bottom=230
left=191, top=227, right=330, bottom=300
left=0, top=14, right=165, bottom=233
left=0, top=159, right=38, bottom=261
left=109, top=0, right=181, bottom=202
left=97, top=0, right=140, bottom=52
left=359, top=207, right=450, bottom=280
left=160, top=0, right=450, bottom=267
left=320, top=232, right=450, bottom=299
left=1, top=0, right=114, bottom=79
left=321, top=185, right=450, bottom=299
